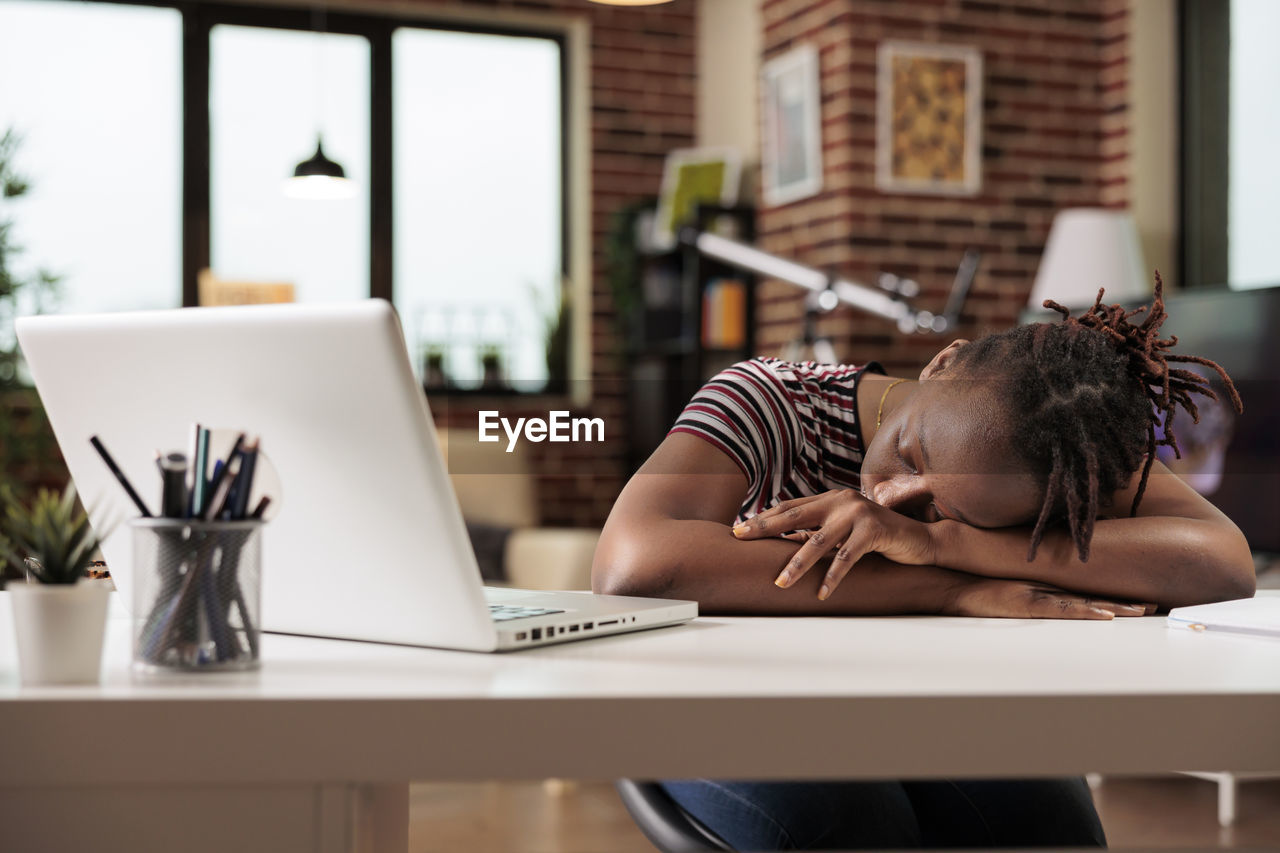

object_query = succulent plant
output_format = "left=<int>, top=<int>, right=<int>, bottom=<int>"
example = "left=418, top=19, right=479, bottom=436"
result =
left=0, top=483, right=103, bottom=585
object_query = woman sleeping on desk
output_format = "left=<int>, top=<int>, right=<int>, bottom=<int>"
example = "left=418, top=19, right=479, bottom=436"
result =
left=592, top=277, right=1254, bottom=850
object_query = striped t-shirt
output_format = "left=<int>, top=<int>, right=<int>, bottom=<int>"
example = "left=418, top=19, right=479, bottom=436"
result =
left=670, top=357, right=885, bottom=523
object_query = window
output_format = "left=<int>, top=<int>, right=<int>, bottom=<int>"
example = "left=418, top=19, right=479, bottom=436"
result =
left=0, top=0, right=181, bottom=314
left=1226, top=0, right=1280, bottom=289
left=210, top=24, right=371, bottom=302
left=393, top=28, right=562, bottom=389
left=1181, top=0, right=1280, bottom=290
left=1, top=0, right=573, bottom=394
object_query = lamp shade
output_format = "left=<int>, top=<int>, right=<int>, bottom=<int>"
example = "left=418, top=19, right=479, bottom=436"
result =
left=587, top=0, right=673, bottom=5
left=285, top=138, right=356, bottom=200
left=1029, top=208, right=1150, bottom=309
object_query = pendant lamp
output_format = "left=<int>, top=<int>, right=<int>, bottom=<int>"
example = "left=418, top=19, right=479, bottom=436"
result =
left=285, top=5, right=356, bottom=200
left=286, top=137, right=356, bottom=200
left=587, top=1, right=674, bottom=5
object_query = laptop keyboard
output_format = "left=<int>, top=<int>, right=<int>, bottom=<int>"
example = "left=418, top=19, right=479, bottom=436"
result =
left=489, top=604, right=566, bottom=622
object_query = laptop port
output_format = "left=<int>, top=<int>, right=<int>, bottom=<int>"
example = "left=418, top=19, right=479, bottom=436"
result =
left=516, top=632, right=527, bottom=641
left=531, top=628, right=542, bottom=640
left=599, top=619, right=618, bottom=626
left=583, top=622, right=594, bottom=630
left=569, top=625, right=579, bottom=633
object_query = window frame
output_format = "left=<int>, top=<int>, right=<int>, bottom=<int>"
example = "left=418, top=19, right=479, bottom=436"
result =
left=1179, top=0, right=1230, bottom=290
left=24, top=0, right=577, bottom=394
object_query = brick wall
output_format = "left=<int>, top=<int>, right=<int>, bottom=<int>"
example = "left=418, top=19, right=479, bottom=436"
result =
left=406, top=0, right=1139, bottom=525
left=407, top=0, right=697, bottom=527
left=757, top=0, right=1132, bottom=373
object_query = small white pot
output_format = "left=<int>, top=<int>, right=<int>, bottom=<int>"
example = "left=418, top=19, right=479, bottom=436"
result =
left=8, top=580, right=112, bottom=685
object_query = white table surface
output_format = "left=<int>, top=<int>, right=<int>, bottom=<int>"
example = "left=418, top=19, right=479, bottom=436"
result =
left=4, top=591, right=1280, bottom=785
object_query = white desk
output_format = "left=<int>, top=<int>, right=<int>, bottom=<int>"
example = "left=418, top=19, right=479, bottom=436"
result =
left=3, top=591, right=1280, bottom=853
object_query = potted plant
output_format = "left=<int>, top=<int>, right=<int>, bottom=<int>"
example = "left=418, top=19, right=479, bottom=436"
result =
left=2, top=483, right=111, bottom=685
left=478, top=343, right=505, bottom=390
left=422, top=344, right=449, bottom=391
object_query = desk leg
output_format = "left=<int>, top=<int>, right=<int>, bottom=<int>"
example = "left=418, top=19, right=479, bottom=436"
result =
left=1218, top=773, right=1236, bottom=828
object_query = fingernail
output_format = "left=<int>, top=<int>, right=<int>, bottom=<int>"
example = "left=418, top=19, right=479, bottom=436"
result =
left=818, top=584, right=830, bottom=600
left=1092, top=608, right=1115, bottom=620
left=774, top=571, right=791, bottom=588
left=732, top=525, right=747, bottom=537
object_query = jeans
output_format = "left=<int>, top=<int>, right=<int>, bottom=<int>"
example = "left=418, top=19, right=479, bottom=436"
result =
left=660, top=777, right=1107, bottom=850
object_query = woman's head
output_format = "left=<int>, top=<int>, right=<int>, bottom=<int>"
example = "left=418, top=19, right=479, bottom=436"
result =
left=859, top=274, right=1242, bottom=561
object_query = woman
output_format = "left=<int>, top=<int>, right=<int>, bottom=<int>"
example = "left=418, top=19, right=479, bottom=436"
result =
left=592, top=279, right=1254, bottom=850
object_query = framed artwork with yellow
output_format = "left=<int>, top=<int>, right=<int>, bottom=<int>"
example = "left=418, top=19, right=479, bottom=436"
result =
left=876, top=41, right=983, bottom=196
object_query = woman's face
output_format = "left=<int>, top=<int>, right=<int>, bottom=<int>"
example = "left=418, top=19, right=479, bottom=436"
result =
left=860, top=371, right=1045, bottom=529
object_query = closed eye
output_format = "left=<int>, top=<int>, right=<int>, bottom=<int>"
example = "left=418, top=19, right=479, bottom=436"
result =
left=895, top=428, right=918, bottom=476
left=895, top=430, right=947, bottom=522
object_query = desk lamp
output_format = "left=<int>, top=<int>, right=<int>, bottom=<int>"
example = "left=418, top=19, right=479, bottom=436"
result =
left=1029, top=208, right=1150, bottom=312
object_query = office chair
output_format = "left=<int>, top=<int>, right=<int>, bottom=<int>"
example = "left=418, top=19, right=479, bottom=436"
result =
left=615, top=780, right=733, bottom=852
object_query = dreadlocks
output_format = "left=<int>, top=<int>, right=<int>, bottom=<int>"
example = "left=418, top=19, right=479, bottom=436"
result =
left=952, top=272, right=1242, bottom=562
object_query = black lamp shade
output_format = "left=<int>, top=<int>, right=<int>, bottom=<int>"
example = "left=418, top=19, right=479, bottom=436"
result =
left=293, top=139, right=346, bottom=179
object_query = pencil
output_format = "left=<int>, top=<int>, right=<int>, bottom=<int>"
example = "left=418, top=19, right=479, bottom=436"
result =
left=250, top=495, right=271, bottom=520
left=89, top=434, right=153, bottom=517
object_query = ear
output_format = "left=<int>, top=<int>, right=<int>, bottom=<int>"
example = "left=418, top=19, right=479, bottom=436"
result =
left=919, top=339, right=969, bottom=380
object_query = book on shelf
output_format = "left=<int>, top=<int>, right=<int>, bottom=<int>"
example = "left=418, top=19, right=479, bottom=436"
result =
left=701, top=278, right=746, bottom=350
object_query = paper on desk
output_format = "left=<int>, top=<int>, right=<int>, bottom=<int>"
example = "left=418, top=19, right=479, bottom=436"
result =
left=1167, top=597, right=1280, bottom=639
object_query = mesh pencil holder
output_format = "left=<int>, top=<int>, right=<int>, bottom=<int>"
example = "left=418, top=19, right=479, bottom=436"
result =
left=131, top=518, right=264, bottom=672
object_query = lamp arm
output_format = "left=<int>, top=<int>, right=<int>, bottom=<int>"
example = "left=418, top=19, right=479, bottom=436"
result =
left=679, top=226, right=977, bottom=335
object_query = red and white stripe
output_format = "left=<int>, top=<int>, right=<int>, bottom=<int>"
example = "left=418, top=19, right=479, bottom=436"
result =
left=670, top=358, right=883, bottom=522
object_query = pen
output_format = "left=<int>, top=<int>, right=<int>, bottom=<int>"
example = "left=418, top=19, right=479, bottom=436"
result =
left=228, top=438, right=259, bottom=520
left=158, top=451, right=189, bottom=519
left=250, top=495, right=271, bottom=520
left=186, top=423, right=207, bottom=517
left=194, top=426, right=210, bottom=516
left=201, top=433, right=244, bottom=519
left=202, top=453, right=242, bottom=522
left=89, top=434, right=153, bottom=517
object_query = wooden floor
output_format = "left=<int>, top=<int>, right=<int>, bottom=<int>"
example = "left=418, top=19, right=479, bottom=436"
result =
left=408, top=776, right=1280, bottom=852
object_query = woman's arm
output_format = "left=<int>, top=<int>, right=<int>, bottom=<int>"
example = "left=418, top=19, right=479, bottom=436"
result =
left=932, top=463, right=1256, bottom=608
left=735, top=460, right=1255, bottom=610
left=593, top=434, right=1146, bottom=618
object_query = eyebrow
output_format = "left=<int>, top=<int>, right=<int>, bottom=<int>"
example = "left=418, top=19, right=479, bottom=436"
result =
left=917, top=418, right=977, bottom=527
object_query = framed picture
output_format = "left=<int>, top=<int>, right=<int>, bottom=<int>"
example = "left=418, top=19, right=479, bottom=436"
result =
left=652, top=147, right=742, bottom=251
left=760, top=44, right=824, bottom=208
left=876, top=41, right=983, bottom=196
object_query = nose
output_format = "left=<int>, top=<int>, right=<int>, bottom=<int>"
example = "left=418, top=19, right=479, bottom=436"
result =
left=870, top=476, right=929, bottom=511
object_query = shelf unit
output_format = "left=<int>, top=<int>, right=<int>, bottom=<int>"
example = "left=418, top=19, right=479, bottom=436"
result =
left=626, top=204, right=756, bottom=473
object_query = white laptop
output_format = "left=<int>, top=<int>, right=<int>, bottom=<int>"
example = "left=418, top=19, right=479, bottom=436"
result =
left=15, top=300, right=696, bottom=651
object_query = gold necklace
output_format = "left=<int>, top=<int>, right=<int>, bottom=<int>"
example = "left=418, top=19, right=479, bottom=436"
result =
left=876, top=378, right=911, bottom=429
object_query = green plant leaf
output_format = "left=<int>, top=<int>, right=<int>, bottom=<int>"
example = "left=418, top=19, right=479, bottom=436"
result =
left=0, top=481, right=102, bottom=584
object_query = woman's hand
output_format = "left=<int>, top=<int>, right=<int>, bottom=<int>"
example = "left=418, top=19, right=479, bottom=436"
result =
left=732, top=489, right=943, bottom=599
left=942, top=576, right=1157, bottom=620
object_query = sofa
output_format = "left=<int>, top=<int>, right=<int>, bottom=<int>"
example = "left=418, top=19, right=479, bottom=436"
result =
left=437, top=428, right=598, bottom=590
